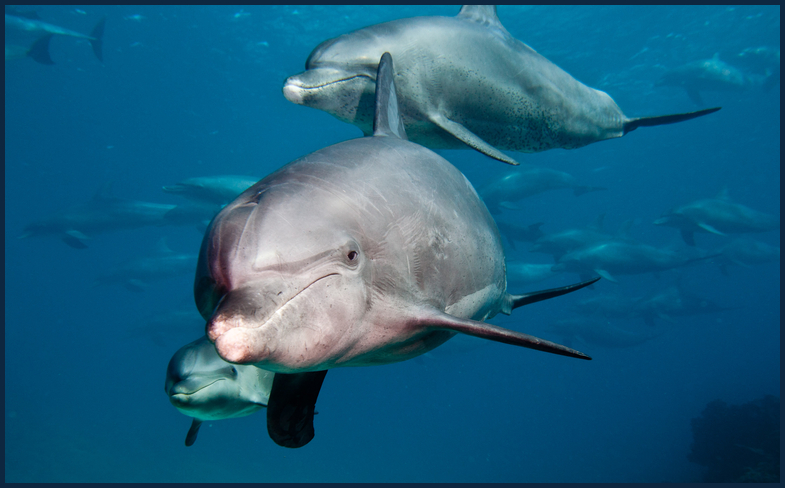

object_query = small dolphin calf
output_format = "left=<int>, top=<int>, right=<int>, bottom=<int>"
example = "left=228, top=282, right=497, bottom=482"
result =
left=165, top=336, right=275, bottom=446
left=196, top=54, right=596, bottom=446
left=5, top=7, right=105, bottom=64
left=480, top=164, right=605, bottom=214
left=284, top=5, right=719, bottom=165
left=654, top=188, right=779, bottom=246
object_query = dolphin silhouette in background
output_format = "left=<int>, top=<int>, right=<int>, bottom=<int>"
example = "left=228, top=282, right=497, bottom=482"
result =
left=655, top=53, right=756, bottom=106
left=5, top=7, right=105, bottom=64
left=92, top=238, right=197, bottom=292
left=480, top=163, right=606, bottom=214
left=162, top=175, right=260, bottom=206
left=197, top=53, right=597, bottom=447
left=18, top=184, right=182, bottom=249
left=284, top=5, right=720, bottom=165
left=653, top=188, right=780, bottom=246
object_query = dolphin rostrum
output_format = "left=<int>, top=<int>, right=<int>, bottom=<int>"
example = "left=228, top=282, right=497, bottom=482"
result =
left=283, top=5, right=720, bottom=165
left=165, top=336, right=275, bottom=446
left=196, top=53, right=597, bottom=444
left=5, top=7, right=105, bottom=64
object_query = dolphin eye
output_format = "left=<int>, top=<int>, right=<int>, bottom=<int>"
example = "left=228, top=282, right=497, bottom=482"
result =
left=231, top=367, right=237, bottom=376
left=347, top=251, right=358, bottom=261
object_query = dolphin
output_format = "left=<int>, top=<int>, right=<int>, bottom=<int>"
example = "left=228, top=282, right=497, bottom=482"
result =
left=479, top=164, right=606, bottom=214
left=18, top=185, right=183, bottom=249
left=196, top=52, right=597, bottom=442
left=655, top=53, right=753, bottom=106
left=552, top=239, right=715, bottom=283
left=283, top=5, right=720, bottom=165
left=495, top=221, right=544, bottom=251
left=631, top=285, right=739, bottom=327
left=165, top=336, right=274, bottom=446
left=546, top=317, right=665, bottom=349
left=653, top=188, right=780, bottom=246
left=162, top=175, right=260, bottom=206
left=715, top=238, right=780, bottom=275
left=529, top=214, right=635, bottom=260
left=92, top=238, right=197, bottom=292
left=506, top=262, right=565, bottom=288
left=5, top=8, right=105, bottom=64
left=571, top=293, right=640, bottom=320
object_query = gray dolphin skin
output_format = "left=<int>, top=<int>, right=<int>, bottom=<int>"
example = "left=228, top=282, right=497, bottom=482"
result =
left=480, top=164, right=606, bottom=214
left=653, top=188, right=780, bottom=246
left=655, top=54, right=754, bottom=106
left=162, top=175, right=260, bottom=206
left=283, top=5, right=720, bottom=165
left=5, top=8, right=105, bottom=64
left=18, top=185, right=183, bottom=249
left=93, top=239, right=197, bottom=292
left=198, top=52, right=596, bottom=377
left=165, top=336, right=274, bottom=446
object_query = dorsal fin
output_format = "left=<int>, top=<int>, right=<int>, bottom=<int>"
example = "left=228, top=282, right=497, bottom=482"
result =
left=716, top=187, right=730, bottom=200
left=457, top=6, right=506, bottom=32
left=588, top=213, right=606, bottom=231
left=372, top=52, right=407, bottom=140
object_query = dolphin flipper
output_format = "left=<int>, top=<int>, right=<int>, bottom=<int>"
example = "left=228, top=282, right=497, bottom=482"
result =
left=266, top=370, right=328, bottom=448
left=697, top=222, right=726, bottom=236
left=89, top=17, right=106, bottom=62
left=622, top=107, right=720, bottom=134
left=509, top=277, right=600, bottom=310
left=28, top=35, right=55, bottom=65
left=420, top=309, right=591, bottom=360
left=185, top=418, right=203, bottom=447
left=680, top=229, right=696, bottom=246
left=62, top=230, right=89, bottom=249
left=429, top=113, right=519, bottom=165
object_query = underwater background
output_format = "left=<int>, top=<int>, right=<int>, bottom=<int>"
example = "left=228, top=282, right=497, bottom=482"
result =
left=4, top=5, right=779, bottom=483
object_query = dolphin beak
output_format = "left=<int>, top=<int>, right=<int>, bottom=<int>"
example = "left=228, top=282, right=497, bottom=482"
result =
left=282, top=77, right=305, bottom=104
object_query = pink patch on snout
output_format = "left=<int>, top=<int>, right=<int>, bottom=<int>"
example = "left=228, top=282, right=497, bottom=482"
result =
left=214, top=327, right=267, bottom=364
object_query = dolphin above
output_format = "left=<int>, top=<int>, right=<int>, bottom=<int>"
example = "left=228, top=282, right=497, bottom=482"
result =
left=162, top=175, right=260, bottom=206
left=653, top=188, right=780, bottom=246
left=165, top=336, right=275, bottom=446
left=195, top=53, right=597, bottom=448
left=283, top=5, right=720, bottom=165
left=5, top=8, right=105, bottom=64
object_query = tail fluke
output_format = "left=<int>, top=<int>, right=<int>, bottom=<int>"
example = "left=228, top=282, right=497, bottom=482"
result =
left=623, top=107, right=721, bottom=134
left=89, top=17, right=106, bottom=62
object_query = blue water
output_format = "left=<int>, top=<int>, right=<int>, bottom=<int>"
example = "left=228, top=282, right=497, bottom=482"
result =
left=5, top=5, right=779, bottom=483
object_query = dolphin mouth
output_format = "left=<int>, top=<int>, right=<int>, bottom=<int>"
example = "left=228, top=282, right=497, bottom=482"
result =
left=284, top=73, right=373, bottom=103
left=208, top=273, right=340, bottom=344
left=168, top=377, right=225, bottom=401
left=287, top=74, right=373, bottom=90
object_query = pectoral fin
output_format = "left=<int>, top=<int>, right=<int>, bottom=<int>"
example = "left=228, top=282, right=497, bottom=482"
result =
left=594, top=269, right=618, bottom=283
left=62, top=230, right=90, bottom=249
left=185, top=418, right=203, bottom=447
left=697, top=222, right=726, bottom=236
left=429, top=112, right=519, bottom=165
left=267, top=370, right=328, bottom=449
left=416, top=309, right=591, bottom=360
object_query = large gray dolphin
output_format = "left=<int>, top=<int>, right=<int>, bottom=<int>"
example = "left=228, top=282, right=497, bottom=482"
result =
left=283, top=5, right=720, bottom=165
left=18, top=185, right=183, bottom=249
left=5, top=8, right=105, bottom=64
left=653, top=188, right=780, bottom=246
left=196, top=53, right=597, bottom=444
left=479, top=164, right=606, bottom=214
left=165, top=336, right=274, bottom=446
